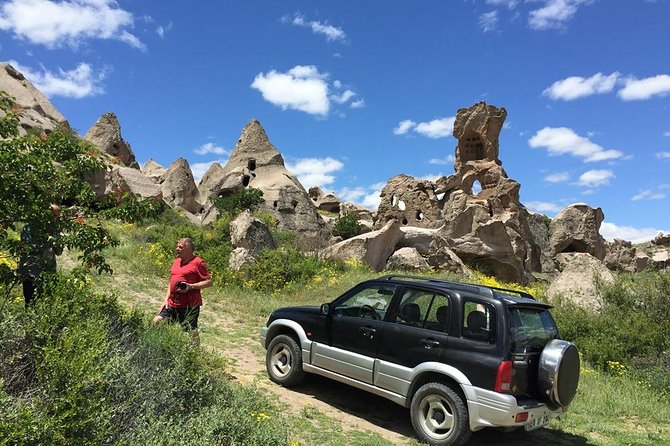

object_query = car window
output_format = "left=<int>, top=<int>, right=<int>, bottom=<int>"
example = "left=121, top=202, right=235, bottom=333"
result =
left=509, top=307, right=558, bottom=353
left=394, top=289, right=450, bottom=332
left=462, top=301, right=495, bottom=343
left=333, top=284, right=396, bottom=320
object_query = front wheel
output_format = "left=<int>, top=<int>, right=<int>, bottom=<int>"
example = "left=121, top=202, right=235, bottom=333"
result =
left=410, top=382, right=471, bottom=446
left=266, top=334, right=305, bottom=387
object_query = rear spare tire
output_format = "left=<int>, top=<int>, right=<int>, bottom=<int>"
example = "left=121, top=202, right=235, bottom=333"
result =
left=537, top=339, right=580, bottom=408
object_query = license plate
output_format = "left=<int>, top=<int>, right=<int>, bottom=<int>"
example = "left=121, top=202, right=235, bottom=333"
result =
left=525, top=415, right=550, bottom=431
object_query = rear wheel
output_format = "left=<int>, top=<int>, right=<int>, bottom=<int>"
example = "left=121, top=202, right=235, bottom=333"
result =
left=410, top=382, right=471, bottom=446
left=266, top=334, right=305, bottom=387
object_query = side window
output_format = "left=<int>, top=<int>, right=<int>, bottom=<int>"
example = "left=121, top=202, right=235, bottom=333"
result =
left=462, top=301, right=495, bottom=343
left=395, top=288, right=450, bottom=332
left=333, top=284, right=396, bottom=320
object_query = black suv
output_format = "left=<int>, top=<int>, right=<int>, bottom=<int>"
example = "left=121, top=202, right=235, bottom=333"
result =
left=260, top=275, right=580, bottom=446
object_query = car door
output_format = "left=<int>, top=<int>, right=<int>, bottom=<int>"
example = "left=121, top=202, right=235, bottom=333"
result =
left=311, top=282, right=397, bottom=384
left=374, top=287, right=453, bottom=394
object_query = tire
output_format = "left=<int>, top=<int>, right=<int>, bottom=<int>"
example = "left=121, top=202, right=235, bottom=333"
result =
left=266, top=334, right=305, bottom=387
left=410, top=382, right=471, bottom=446
left=538, top=339, right=580, bottom=408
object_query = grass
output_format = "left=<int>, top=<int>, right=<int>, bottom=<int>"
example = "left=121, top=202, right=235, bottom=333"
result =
left=62, top=221, right=670, bottom=446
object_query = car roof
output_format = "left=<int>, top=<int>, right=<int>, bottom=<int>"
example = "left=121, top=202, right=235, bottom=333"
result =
left=374, top=274, right=552, bottom=309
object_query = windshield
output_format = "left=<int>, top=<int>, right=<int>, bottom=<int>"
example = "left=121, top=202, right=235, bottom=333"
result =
left=508, top=307, right=559, bottom=353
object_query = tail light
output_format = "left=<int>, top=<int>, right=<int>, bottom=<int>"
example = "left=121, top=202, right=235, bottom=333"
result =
left=495, top=360, right=513, bottom=393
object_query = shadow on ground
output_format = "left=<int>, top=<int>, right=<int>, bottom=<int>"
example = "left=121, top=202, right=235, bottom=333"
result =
left=291, top=375, right=591, bottom=445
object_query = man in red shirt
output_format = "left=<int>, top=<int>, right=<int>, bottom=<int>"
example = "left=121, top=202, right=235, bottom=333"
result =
left=153, top=238, right=212, bottom=340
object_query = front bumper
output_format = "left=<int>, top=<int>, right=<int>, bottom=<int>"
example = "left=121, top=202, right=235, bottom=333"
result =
left=260, top=326, right=269, bottom=349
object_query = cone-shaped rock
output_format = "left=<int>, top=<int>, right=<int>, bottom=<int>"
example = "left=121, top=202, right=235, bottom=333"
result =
left=161, top=157, right=201, bottom=214
left=142, top=159, right=166, bottom=182
left=0, top=62, right=69, bottom=135
left=85, top=112, right=139, bottom=168
left=219, top=119, right=327, bottom=243
left=198, top=162, right=224, bottom=202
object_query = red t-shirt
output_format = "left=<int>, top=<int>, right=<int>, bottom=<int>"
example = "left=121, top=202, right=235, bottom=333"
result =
left=168, top=256, right=211, bottom=308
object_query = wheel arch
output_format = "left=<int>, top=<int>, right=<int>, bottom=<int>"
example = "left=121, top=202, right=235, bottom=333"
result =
left=265, top=319, right=309, bottom=349
left=405, top=363, right=477, bottom=411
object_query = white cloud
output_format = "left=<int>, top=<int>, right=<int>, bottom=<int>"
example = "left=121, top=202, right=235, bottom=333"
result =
left=632, top=189, right=667, bottom=201
left=190, top=159, right=227, bottom=183
left=528, top=0, right=589, bottom=30
left=156, top=22, right=173, bottom=38
left=486, top=0, right=519, bottom=8
left=288, top=13, right=346, bottom=42
left=194, top=142, right=227, bottom=156
left=618, top=74, right=670, bottom=100
left=350, top=99, right=365, bottom=109
left=429, top=155, right=456, bottom=165
left=545, top=171, right=570, bottom=183
left=600, top=221, right=669, bottom=244
left=330, top=89, right=355, bottom=104
left=9, top=60, right=105, bottom=98
left=0, top=0, right=144, bottom=50
left=664, top=131, right=670, bottom=137
left=286, top=157, right=344, bottom=188
left=525, top=201, right=562, bottom=214
left=656, top=151, right=670, bottom=159
left=479, top=11, right=499, bottom=32
left=338, top=183, right=384, bottom=210
left=577, top=169, right=614, bottom=187
left=543, top=72, right=620, bottom=100
left=251, top=65, right=330, bottom=116
left=529, top=127, right=624, bottom=162
left=415, top=117, right=456, bottom=139
left=393, top=119, right=416, bottom=135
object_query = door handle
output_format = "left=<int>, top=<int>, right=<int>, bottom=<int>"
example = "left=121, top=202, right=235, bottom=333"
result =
left=421, top=338, right=440, bottom=349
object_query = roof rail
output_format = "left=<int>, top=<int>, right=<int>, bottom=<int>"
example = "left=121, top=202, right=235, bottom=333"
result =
left=378, top=274, right=536, bottom=300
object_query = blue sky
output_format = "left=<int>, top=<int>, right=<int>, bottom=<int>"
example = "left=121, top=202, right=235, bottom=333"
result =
left=1, top=0, right=669, bottom=243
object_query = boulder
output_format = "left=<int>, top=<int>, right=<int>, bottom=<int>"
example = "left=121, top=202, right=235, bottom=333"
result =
left=321, top=219, right=404, bottom=271
left=550, top=203, right=606, bottom=261
left=84, top=112, right=139, bottom=168
left=385, top=247, right=430, bottom=272
left=142, top=159, right=166, bottom=182
left=0, top=62, right=69, bottom=135
left=229, top=210, right=275, bottom=256
left=526, top=212, right=556, bottom=273
left=605, top=238, right=648, bottom=272
left=88, top=165, right=162, bottom=200
left=218, top=119, right=328, bottom=243
left=340, top=202, right=374, bottom=221
left=547, top=253, right=614, bottom=310
left=652, top=232, right=670, bottom=246
left=160, top=158, right=201, bottom=214
left=229, top=247, right=256, bottom=271
left=397, top=226, right=440, bottom=255
left=308, top=187, right=341, bottom=213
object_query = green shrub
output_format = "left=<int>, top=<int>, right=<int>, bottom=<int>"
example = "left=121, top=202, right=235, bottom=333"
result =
left=332, top=212, right=361, bottom=239
left=98, top=193, right=165, bottom=224
left=212, top=188, right=264, bottom=216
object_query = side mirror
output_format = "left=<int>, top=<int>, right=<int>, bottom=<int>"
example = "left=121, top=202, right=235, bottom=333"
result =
left=320, top=303, right=331, bottom=316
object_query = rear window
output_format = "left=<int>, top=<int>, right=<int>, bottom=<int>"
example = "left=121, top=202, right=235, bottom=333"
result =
left=508, top=307, right=558, bottom=353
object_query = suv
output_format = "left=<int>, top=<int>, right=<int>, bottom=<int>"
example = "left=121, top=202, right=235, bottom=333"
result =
left=260, top=275, right=580, bottom=446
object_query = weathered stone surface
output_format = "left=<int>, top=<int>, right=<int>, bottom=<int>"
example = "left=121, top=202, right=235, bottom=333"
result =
left=550, top=203, right=606, bottom=261
left=84, top=112, right=139, bottom=168
left=218, top=119, right=328, bottom=243
left=651, top=249, right=669, bottom=269
left=547, top=253, right=614, bottom=310
left=340, top=202, right=374, bottom=221
left=321, top=220, right=404, bottom=271
left=198, top=162, right=225, bottom=202
left=309, top=187, right=341, bottom=213
left=0, top=63, right=69, bottom=135
left=160, top=158, right=201, bottom=214
left=526, top=212, right=556, bottom=273
left=88, top=165, right=162, bottom=200
left=385, top=247, right=430, bottom=272
left=605, top=239, right=649, bottom=272
left=397, top=226, right=440, bottom=255
left=229, top=210, right=275, bottom=256
left=142, top=159, right=166, bottom=182
left=375, top=175, right=442, bottom=229
left=653, top=232, right=670, bottom=246
left=229, top=247, right=256, bottom=271
left=425, top=236, right=472, bottom=276
left=453, top=101, right=507, bottom=172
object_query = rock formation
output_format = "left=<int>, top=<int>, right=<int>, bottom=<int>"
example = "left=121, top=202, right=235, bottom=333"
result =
left=604, top=239, right=649, bottom=272
left=229, top=210, right=276, bottom=257
left=308, top=187, right=341, bottom=213
left=0, top=62, right=69, bottom=135
left=549, top=203, right=606, bottom=261
left=142, top=159, right=166, bottom=182
left=88, top=165, right=162, bottom=201
left=198, top=162, right=225, bottom=202
left=84, top=112, right=139, bottom=168
left=160, top=158, right=201, bottom=214
left=385, top=247, right=430, bottom=272
left=547, top=253, right=614, bottom=309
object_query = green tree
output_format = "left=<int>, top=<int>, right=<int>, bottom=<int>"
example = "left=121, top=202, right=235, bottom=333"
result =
left=0, top=91, right=118, bottom=299
left=212, top=187, right=264, bottom=217
left=332, top=212, right=362, bottom=239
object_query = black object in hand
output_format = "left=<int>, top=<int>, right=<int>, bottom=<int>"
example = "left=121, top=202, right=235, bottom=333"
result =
left=177, top=281, right=187, bottom=290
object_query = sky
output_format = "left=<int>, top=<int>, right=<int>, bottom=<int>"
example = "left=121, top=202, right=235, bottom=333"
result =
left=1, top=0, right=669, bottom=243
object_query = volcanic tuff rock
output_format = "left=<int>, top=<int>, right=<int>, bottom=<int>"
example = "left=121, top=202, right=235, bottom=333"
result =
left=229, top=210, right=276, bottom=256
left=216, top=119, right=328, bottom=242
left=88, top=165, right=162, bottom=201
left=84, top=112, right=139, bottom=168
left=549, top=203, right=606, bottom=261
left=385, top=247, right=430, bottom=272
left=142, top=159, right=166, bottom=182
left=308, top=187, right=341, bottom=213
left=160, top=158, right=201, bottom=214
left=605, top=239, right=649, bottom=273
left=197, top=162, right=225, bottom=202
left=0, top=62, right=69, bottom=135
left=547, top=253, right=614, bottom=309
left=653, top=232, right=670, bottom=246
left=453, top=101, right=507, bottom=171
left=229, top=247, right=256, bottom=271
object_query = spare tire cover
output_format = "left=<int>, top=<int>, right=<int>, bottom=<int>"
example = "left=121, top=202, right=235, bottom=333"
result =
left=537, top=339, right=580, bottom=408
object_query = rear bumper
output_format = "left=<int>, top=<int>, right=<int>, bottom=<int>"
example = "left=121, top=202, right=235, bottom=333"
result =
left=468, top=386, right=565, bottom=431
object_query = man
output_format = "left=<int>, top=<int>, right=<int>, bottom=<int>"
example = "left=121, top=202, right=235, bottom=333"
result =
left=153, top=238, right=212, bottom=340
left=19, top=204, right=62, bottom=307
